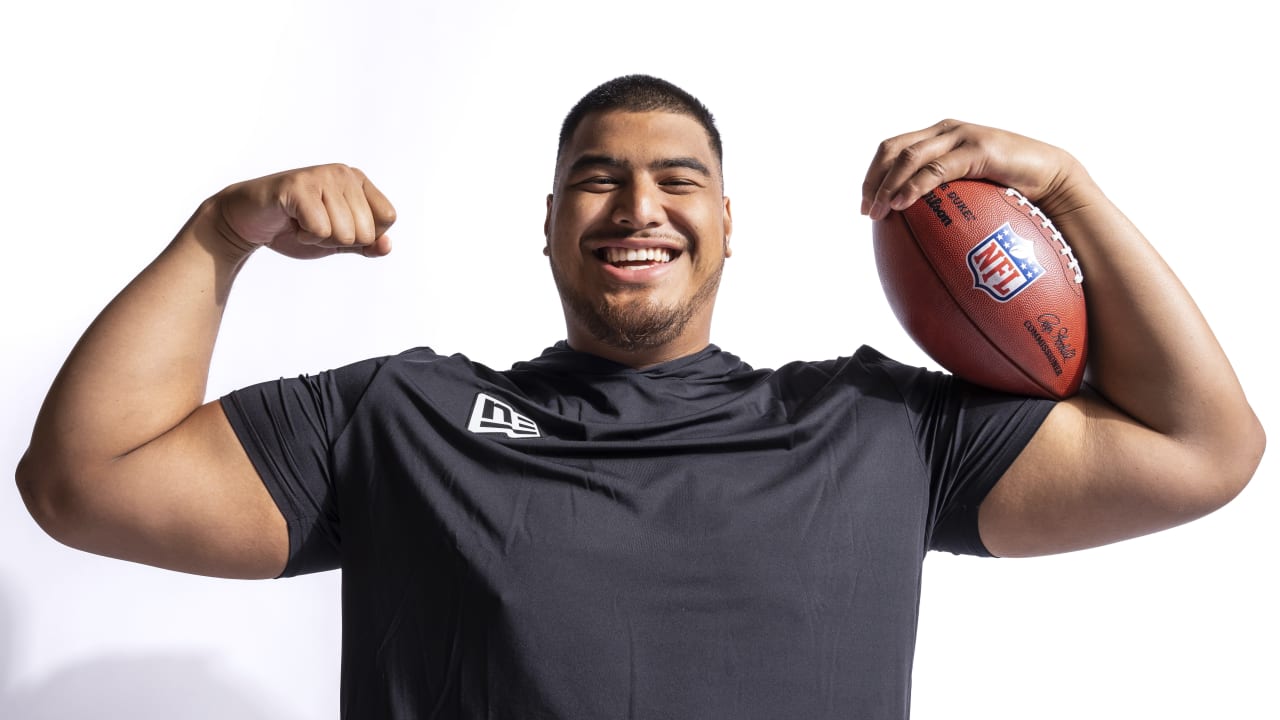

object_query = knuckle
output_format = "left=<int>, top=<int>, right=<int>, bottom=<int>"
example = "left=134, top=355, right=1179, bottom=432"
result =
left=310, top=163, right=353, bottom=184
left=897, top=144, right=924, bottom=164
left=278, top=173, right=304, bottom=194
left=874, top=138, right=903, bottom=165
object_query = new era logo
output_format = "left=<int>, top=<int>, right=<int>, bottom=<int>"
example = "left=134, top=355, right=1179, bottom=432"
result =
left=468, top=393, right=541, bottom=439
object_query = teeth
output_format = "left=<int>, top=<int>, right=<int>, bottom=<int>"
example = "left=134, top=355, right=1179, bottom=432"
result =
left=602, top=247, right=672, bottom=264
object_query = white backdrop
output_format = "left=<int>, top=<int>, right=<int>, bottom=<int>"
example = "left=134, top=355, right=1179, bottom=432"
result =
left=2, top=2, right=1275, bottom=718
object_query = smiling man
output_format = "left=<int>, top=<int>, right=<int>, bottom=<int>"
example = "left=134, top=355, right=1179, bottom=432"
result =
left=17, top=75, right=1264, bottom=719
left=547, top=101, right=732, bottom=365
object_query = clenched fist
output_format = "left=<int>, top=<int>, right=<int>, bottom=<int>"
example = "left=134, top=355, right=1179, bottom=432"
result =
left=208, top=164, right=396, bottom=260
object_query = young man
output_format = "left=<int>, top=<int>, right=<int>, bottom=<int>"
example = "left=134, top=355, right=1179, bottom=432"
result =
left=17, top=75, right=1264, bottom=718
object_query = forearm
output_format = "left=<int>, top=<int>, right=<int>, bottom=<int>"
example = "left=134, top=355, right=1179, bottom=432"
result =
left=16, top=164, right=391, bottom=573
left=865, top=120, right=1263, bottom=555
left=21, top=201, right=252, bottom=475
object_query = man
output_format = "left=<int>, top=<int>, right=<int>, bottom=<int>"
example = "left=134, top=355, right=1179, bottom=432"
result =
left=16, top=75, right=1264, bottom=718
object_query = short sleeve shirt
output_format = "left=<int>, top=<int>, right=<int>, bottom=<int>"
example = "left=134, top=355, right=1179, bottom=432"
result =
left=222, top=343, right=1054, bottom=719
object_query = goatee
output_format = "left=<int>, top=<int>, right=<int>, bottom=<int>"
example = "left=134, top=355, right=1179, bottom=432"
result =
left=552, top=260, right=723, bottom=352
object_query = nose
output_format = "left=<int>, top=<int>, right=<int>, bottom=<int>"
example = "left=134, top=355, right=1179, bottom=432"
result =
left=610, top=179, right=666, bottom=228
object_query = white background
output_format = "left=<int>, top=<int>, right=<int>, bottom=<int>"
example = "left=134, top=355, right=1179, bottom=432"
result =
left=2, top=1, right=1275, bottom=718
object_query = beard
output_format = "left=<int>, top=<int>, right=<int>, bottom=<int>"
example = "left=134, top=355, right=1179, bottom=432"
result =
left=552, top=259, right=724, bottom=353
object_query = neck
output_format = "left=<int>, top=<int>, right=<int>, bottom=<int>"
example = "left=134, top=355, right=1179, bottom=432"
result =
left=563, top=328, right=712, bottom=369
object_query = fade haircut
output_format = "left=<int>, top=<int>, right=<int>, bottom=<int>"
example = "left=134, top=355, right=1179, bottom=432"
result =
left=555, top=75, right=723, bottom=175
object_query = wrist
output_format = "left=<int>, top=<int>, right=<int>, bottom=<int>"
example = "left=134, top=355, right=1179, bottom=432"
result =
left=184, top=198, right=258, bottom=269
left=1035, top=153, right=1106, bottom=221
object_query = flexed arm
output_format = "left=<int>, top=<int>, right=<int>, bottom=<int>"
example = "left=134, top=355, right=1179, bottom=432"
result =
left=16, top=165, right=395, bottom=577
left=863, top=122, right=1264, bottom=556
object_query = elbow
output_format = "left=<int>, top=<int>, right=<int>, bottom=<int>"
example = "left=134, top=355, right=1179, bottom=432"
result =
left=1196, top=411, right=1266, bottom=515
left=15, top=450, right=47, bottom=524
left=1231, top=412, right=1266, bottom=498
left=15, top=449, right=82, bottom=546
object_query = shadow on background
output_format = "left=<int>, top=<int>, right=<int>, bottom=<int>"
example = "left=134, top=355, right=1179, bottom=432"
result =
left=0, top=577, right=301, bottom=720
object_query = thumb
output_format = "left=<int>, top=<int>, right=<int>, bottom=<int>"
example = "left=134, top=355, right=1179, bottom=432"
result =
left=336, top=233, right=392, bottom=258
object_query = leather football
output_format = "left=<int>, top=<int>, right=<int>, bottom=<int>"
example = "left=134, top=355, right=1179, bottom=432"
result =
left=872, top=179, right=1087, bottom=399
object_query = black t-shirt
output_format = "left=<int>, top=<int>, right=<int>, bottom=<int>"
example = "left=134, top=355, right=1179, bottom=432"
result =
left=222, top=343, right=1054, bottom=719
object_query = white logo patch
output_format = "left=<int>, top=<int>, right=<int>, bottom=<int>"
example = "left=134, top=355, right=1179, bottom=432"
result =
left=467, top=393, right=541, bottom=439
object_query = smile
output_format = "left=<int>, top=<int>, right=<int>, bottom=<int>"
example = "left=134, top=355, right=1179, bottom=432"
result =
left=595, top=247, right=678, bottom=267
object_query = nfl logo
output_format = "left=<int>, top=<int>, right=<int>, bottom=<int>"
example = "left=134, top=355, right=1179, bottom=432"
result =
left=966, top=222, right=1044, bottom=302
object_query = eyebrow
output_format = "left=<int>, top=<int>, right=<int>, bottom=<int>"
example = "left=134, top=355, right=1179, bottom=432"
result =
left=654, top=156, right=712, bottom=177
left=568, top=154, right=712, bottom=177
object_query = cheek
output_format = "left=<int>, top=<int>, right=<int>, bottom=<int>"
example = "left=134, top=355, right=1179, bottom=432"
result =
left=547, top=217, right=588, bottom=254
left=554, top=194, right=607, bottom=225
left=547, top=233, right=592, bottom=276
left=686, top=203, right=726, bottom=240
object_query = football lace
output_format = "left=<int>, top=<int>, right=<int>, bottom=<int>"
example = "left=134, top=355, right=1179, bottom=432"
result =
left=1004, top=187, right=1084, bottom=284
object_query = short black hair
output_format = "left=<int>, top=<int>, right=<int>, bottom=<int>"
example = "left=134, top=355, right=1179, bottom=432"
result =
left=556, top=75, right=723, bottom=172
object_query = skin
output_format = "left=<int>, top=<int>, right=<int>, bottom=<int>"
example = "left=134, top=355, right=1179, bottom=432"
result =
left=15, top=113, right=1263, bottom=581
left=544, top=111, right=732, bottom=367
left=15, top=165, right=394, bottom=578
left=862, top=120, right=1264, bottom=555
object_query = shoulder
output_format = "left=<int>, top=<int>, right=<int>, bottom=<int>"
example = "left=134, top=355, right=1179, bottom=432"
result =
left=358, top=347, right=508, bottom=383
left=771, top=345, right=941, bottom=394
left=774, top=347, right=1054, bottom=428
left=224, top=347, right=505, bottom=423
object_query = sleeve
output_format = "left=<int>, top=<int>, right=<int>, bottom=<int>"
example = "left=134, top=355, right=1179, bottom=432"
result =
left=861, top=348, right=1057, bottom=556
left=220, top=355, right=391, bottom=577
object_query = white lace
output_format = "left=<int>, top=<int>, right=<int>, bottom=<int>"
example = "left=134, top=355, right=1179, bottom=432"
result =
left=1004, top=187, right=1084, bottom=284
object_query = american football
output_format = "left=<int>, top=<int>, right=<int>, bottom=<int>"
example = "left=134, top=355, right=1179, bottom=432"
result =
left=872, top=179, right=1087, bottom=399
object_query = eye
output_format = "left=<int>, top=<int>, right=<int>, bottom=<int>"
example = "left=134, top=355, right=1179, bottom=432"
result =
left=573, top=176, right=620, bottom=193
left=660, top=177, right=700, bottom=194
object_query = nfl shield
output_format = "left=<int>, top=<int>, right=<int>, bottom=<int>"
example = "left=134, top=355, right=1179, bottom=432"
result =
left=966, top=222, right=1044, bottom=302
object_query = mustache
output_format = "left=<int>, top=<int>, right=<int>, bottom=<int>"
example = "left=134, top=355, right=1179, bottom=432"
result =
left=584, top=228, right=688, bottom=245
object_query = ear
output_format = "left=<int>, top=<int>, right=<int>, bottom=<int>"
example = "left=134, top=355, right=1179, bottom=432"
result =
left=545, top=193, right=555, bottom=254
left=722, top=196, right=733, bottom=258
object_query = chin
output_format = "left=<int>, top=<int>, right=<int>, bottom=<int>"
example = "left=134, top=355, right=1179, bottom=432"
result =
left=553, top=256, right=723, bottom=353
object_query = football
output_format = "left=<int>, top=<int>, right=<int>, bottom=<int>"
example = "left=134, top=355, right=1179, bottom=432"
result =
left=872, top=179, right=1087, bottom=399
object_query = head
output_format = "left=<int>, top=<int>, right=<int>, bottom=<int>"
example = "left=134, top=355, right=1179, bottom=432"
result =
left=554, top=75, right=724, bottom=183
left=545, top=75, right=733, bottom=367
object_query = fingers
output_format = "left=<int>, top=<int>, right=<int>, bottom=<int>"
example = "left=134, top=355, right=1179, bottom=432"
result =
left=284, top=186, right=332, bottom=243
left=862, top=119, right=973, bottom=221
left=362, top=177, right=398, bottom=241
left=862, top=120, right=1082, bottom=221
left=334, top=234, right=393, bottom=258
left=275, top=165, right=396, bottom=259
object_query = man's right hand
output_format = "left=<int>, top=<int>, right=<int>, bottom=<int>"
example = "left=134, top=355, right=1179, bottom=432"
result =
left=209, top=164, right=397, bottom=260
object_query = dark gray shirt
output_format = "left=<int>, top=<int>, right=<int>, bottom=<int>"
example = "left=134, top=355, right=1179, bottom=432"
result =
left=222, top=343, right=1053, bottom=719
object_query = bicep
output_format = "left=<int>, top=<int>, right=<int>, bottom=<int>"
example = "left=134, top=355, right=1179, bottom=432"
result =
left=51, top=400, right=288, bottom=579
left=977, top=388, right=1232, bottom=558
